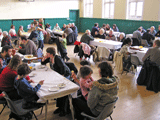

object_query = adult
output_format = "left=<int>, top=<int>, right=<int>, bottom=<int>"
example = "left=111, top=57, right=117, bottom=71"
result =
left=0, top=45, right=12, bottom=73
left=112, top=24, right=119, bottom=32
left=97, top=28, right=106, bottom=39
left=0, top=55, right=22, bottom=100
left=1, top=31, right=11, bottom=47
left=142, top=29, right=155, bottom=46
left=9, top=25, right=17, bottom=38
left=80, top=29, right=94, bottom=45
left=64, top=25, right=73, bottom=37
left=142, top=39, right=160, bottom=66
left=61, top=24, right=66, bottom=31
left=17, top=25, right=25, bottom=37
left=71, top=23, right=78, bottom=37
left=33, top=20, right=45, bottom=50
left=0, top=29, right=3, bottom=46
left=119, top=32, right=125, bottom=42
left=91, top=23, right=99, bottom=37
left=41, top=47, right=71, bottom=116
left=101, top=24, right=106, bottom=31
left=64, top=25, right=75, bottom=45
left=155, top=25, right=160, bottom=37
left=106, top=24, right=111, bottom=31
left=132, top=27, right=142, bottom=44
left=139, top=26, right=146, bottom=34
left=18, top=36, right=37, bottom=56
left=73, top=62, right=118, bottom=120
left=28, top=27, right=38, bottom=47
left=106, top=30, right=117, bottom=41
left=150, top=26, right=157, bottom=36
left=120, top=38, right=136, bottom=71
left=53, top=23, right=61, bottom=31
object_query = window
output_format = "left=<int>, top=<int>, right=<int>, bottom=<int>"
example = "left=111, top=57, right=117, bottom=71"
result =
left=103, top=0, right=115, bottom=19
left=84, top=0, right=93, bottom=18
left=127, top=0, right=144, bottom=20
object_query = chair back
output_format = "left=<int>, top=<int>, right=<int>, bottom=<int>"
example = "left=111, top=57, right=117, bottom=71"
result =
left=132, top=38, right=140, bottom=46
left=96, top=46, right=111, bottom=60
left=96, top=98, right=118, bottom=120
left=141, top=39, right=149, bottom=47
left=131, top=55, right=142, bottom=66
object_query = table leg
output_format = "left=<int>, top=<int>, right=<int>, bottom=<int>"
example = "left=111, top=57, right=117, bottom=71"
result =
left=45, top=100, right=48, bottom=120
left=68, top=94, right=75, bottom=120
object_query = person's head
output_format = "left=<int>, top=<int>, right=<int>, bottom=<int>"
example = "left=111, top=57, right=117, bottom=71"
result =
left=158, top=25, right=160, bottom=31
left=66, top=25, right=69, bottom=29
left=39, top=18, right=43, bottom=23
left=109, top=30, right=113, bottom=35
left=106, top=24, right=110, bottom=28
left=147, top=29, right=150, bottom=33
left=102, top=24, right=106, bottom=28
left=138, top=27, right=142, bottom=32
left=80, top=65, right=93, bottom=79
left=113, top=24, right=117, bottom=29
left=56, top=23, right=59, bottom=27
left=94, top=23, right=98, bottom=27
left=62, top=33, right=67, bottom=38
left=46, top=47, right=56, bottom=57
left=17, top=63, right=31, bottom=77
left=11, top=25, right=15, bottom=29
left=85, top=29, right=91, bottom=35
left=150, top=26, right=155, bottom=32
left=71, top=23, right=75, bottom=27
left=126, top=38, right=132, bottom=46
left=80, top=60, right=91, bottom=67
left=19, top=25, right=23, bottom=30
left=63, top=24, right=66, bottom=28
left=153, top=39, right=160, bottom=47
left=8, top=55, right=22, bottom=70
left=98, top=62, right=113, bottom=78
left=20, top=36, right=28, bottom=44
left=1, top=45, right=13, bottom=57
left=3, top=31, right=8, bottom=37
left=119, top=32, right=125, bottom=40
left=33, top=21, right=38, bottom=27
left=99, top=28, right=105, bottom=35
left=68, top=23, right=71, bottom=27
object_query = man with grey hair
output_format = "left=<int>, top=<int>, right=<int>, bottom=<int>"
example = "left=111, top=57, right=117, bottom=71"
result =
left=1, top=31, right=11, bottom=47
left=80, top=29, right=94, bottom=45
left=150, top=26, right=157, bottom=36
left=0, top=29, right=3, bottom=47
left=71, top=23, right=78, bottom=37
left=142, top=39, right=160, bottom=65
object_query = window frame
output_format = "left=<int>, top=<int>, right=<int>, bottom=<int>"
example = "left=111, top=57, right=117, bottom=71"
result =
left=103, top=0, right=115, bottom=19
left=84, top=0, right=93, bottom=18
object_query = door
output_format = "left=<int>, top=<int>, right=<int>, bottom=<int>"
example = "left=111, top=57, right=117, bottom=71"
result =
left=69, top=10, right=79, bottom=30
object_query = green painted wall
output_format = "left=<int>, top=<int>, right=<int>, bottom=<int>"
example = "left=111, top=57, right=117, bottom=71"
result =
left=79, top=18, right=160, bottom=34
left=0, top=20, right=12, bottom=32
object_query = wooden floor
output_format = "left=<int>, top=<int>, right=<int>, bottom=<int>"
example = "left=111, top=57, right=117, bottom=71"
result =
left=0, top=33, right=160, bottom=120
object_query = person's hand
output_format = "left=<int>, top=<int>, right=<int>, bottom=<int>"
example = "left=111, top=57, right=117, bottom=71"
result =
left=39, top=80, right=44, bottom=85
left=28, top=79, right=35, bottom=83
left=71, top=71, right=77, bottom=80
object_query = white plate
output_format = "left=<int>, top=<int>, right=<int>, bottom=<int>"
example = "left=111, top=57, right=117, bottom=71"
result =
left=24, top=55, right=37, bottom=60
left=58, top=83, right=66, bottom=88
left=48, top=86, right=59, bottom=92
left=38, top=65, right=46, bottom=69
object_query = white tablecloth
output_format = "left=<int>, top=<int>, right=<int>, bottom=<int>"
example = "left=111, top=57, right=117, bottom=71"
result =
left=129, top=47, right=148, bottom=63
left=30, top=63, right=79, bottom=100
left=126, top=34, right=133, bottom=38
left=106, top=31, right=120, bottom=38
left=52, top=30, right=64, bottom=36
left=90, top=39, right=122, bottom=50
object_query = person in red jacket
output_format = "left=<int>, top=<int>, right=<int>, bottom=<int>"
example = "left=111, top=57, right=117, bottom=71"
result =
left=0, top=55, right=22, bottom=100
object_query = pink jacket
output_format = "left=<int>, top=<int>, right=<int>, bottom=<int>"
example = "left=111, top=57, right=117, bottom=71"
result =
left=80, top=76, right=94, bottom=100
left=81, top=43, right=91, bottom=56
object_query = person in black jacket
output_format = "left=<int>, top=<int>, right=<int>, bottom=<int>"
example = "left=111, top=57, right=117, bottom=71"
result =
left=142, top=29, right=155, bottom=46
left=91, top=23, right=99, bottom=37
left=41, top=47, right=71, bottom=116
left=97, top=28, right=106, bottom=39
left=80, top=29, right=94, bottom=45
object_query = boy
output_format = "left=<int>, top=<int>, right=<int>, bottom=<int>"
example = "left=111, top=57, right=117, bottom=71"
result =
left=14, top=63, right=45, bottom=109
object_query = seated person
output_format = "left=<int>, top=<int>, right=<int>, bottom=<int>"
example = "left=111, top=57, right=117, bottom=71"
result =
left=64, top=25, right=73, bottom=37
left=68, top=23, right=72, bottom=28
left=17, top=25, right=25, bottom=37
left=1, top=31, right=11, bottom=47
left=120, top=38, right=136, bottom=71
left=53, top=23, right=61, bottom=31
left=0, top=55, right=22, bottom=100
left=142, top=39, right=160, bottom=66
left=112, top=24, right=119, bottom=32
left=142, top=29, right=155, bottom=46
left=45, top=23, right=51, bottom=30
left=80, top=29, right=94, bottom=45
left=9, top=25, right=17, bottom=38
left=155, top=25, right=160, bottom=37
left=101, top=24, right=106, bottom=31
left=139, top=26, right=146, bottom=34
left=28, top=27, right=38, bottom=47
left=71, top=23, right=78, bottom=36
left=106, top=30, right=117, bottom=41
left=132, top=27, right=142, bottom=43
left=18, top=36, right=37, bottom=56
left=0, top=29, right=3, bottom=46
left=106, top=24, right=111, bottom=31
left=0, top=45, right=12, bottom=73
left=27, top=22, right=34, bottom=33
left=61, top=24, right=66, bottom=31
left=97, top=28, right=106, bottom=39
left=118, top=32, right=125, bottom=42
left=73, top=62, right=118, bottom=120
left=14, top=63, right=45, bottom=109
left=91, top=23, right=99, bottom=37
left=150, top=26, right=157, bottom=36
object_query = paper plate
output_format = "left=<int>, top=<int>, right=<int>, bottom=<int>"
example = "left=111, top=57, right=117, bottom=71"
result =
left=48, top=86, right=59, bottom=92
left=38, top=65, right=46, bottom=69
left=58, top=83, right=66, bottom=89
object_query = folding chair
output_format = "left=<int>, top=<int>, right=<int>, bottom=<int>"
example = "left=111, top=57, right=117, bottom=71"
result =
left=81, top=98, right=118, bottom=120
left=0, top=99, right=7, bottom=115
left=3, top=91, right=45, bottom=120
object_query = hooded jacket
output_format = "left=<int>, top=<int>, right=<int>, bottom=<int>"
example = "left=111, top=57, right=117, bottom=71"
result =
left=87, top=76, right=118, bottom=116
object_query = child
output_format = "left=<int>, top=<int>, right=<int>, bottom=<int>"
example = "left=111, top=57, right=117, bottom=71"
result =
left=79, top=65, right=94, bottom=100
left=14, top=63, right=45, bottom=109
left=59, top=33, right=70, bottom=61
